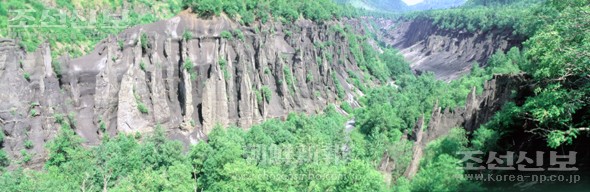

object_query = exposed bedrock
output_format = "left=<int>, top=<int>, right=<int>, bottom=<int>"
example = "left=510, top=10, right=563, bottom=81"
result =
left=0, top=14, right=367, bottom=167
left=349, top=18, right=525, bottom=80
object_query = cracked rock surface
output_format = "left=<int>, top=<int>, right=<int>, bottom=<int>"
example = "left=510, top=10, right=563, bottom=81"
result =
left=0, top=14, right=367, bottom=167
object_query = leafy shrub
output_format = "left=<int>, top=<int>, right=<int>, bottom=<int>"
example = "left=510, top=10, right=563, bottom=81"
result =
left=20, top=150, right=31, bottom=163
left=332, top=73, right=346, bottom=100
left=68, top=112, right=76, bottom=126
left=233, top=29, right=244, bottom=41
left=185, top=0, right=223, bottom=17
left=140, top=61, right=146, bottom=71
left=220, top=31, right=232, bottom=39
left=183, top=60, right=193, bottom=71
left=183, top=30, right=193, bottom=41
left=218, top=58, right=230, bottom=79
left=52, top=61, right=62, bottom=78
left=240, top=11, right=255, bottom=25
left=261, top=86, right=272, bottom=103
left=137, top=102, right=149, bottom=114
left=99, top=118, right=107, bottom=132
left=133, top=89, right=149, bottom=114
left=24, top=140, right=33, bottom=149
left=23, top=72, right=31, bottom=81
left=255, top=90, right=263, bottom=104
left=0, top=127, right=4, bottom=144
left=283, top=66, right=294, bottom=92
left=141, top=32, right=150, bottom=50
left=118, top=40, right=124, bottom=50
left=340, top=102, right=353, bottom=113
left=0, top=150, right=8, bottom=168
left=54, top=113, right=65, bottom=124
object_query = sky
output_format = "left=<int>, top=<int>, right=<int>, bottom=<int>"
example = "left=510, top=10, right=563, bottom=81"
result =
left=401, top=0, right=424, bottom=5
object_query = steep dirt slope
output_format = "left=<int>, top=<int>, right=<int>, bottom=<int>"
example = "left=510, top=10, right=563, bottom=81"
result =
left=0, top=13, right=367, bottom=166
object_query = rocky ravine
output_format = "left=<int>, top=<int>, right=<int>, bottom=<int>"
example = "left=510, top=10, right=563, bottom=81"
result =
left=352, top=18, right=525, bottom=81
left=403, top=74, right=532, bottom=178
left=0, top=13, right=367, bottom=167
left=0, top=14, right=527, bottom=169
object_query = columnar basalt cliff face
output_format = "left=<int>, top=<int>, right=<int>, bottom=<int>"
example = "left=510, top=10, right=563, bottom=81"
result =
left=0, top=13, right=366, bottom=166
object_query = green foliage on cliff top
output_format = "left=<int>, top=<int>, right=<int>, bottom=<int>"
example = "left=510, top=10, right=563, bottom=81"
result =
left=0, top=0, right=182, bottom=56
left=183, top=0, right=348, bottom=24
left=469, top=0, right=590, bottom=149
left=399, top=0, right=546, bottom=36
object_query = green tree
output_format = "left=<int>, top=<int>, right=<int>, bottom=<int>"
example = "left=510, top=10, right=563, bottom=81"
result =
left=381, top=49, right=411, bottom=78
left=197, top=126, right=246, bottom=189
left=0, top=127, right=8, bottom=169
left=188, top=141, right=213, bottom=189
left=412, top=128, right=482, bottom=191
left=184, top=0, right=223, bottom=17
left=93, top=135, right=143, bottom=188
left=410, top=154, right=467, bottom=191
left=45, top=128, right=83, bottom=168
left=515, top=1, right=590, bottom=148
left=140, top=125, right=184, bottom=169
left=0, top=150, right=9, bottom=169
left=336, top=160, right=386, bottom=192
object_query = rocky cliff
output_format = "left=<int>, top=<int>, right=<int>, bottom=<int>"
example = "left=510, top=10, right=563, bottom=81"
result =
left=360, top=18, right=524, bottom=80
left=0, top=12, right=529, bottom=169
left=0, top=13, right=367, bottom=166
left=403, top=73, right=532, bottom=178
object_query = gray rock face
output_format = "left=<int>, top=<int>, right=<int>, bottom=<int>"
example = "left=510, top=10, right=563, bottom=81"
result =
left=0, top=14, right=367, bottom=167
left=358, top=18, right=524, bottom=80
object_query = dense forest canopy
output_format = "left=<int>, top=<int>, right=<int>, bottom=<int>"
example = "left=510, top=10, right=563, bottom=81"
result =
left=334, top=0, right=468, bottom=12
left=1, top=0, right=590, bottom=191
left=182, top=0, right=349, bottom=22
